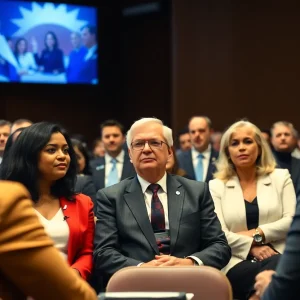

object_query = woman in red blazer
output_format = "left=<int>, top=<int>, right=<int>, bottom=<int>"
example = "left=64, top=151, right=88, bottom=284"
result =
left=0, top=122, right=94, bottom=280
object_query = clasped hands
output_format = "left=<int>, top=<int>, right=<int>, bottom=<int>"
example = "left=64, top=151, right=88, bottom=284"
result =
left=140, top=255, right=194, bottom=267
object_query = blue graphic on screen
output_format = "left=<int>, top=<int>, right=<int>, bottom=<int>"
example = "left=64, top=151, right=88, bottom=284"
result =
left=0, top=1, right=98, bottom=84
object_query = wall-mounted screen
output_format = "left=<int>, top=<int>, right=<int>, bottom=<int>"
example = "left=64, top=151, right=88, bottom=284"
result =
left=0, top=1, right=98, bottom=84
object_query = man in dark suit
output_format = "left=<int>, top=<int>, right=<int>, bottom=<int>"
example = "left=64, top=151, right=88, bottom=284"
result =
left=250, top=201, right=300, bottom=300
left=91, top=119, right=136, bottom=192
left=177, top=116, right=218, bottom=183
left=271, top=121, right=300, bottom=201
left=93, top=117, right=231, bottom=283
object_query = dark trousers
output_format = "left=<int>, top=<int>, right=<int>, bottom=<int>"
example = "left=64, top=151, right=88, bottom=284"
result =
left=227, top=255, right=280, bottom=300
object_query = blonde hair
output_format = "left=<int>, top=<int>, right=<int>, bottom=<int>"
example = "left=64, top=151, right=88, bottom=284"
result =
left=214, top=120, right=276, bottom=181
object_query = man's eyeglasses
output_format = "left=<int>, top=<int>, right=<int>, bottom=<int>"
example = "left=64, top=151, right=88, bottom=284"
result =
left=131, top=139, right=169, bottom=151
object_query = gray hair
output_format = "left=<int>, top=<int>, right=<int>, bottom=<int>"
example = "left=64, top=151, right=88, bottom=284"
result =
left=214, top=120, right=276, bottom=181
left=126, top=117, right=173, bottom=148
left=188, top=115, right=213, bottom=130
left=271, top=121, right=298, bottom=138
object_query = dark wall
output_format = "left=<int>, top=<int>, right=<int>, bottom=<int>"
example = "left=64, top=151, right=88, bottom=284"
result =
left=172, top=0, right=300, bottom=134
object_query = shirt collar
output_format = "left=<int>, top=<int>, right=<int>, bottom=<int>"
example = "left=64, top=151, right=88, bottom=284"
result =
left=105, top=149, right=125, bottom=164
left=137, top=172, right=168, bottom=194
left=191, top=144, right=211, bottom=160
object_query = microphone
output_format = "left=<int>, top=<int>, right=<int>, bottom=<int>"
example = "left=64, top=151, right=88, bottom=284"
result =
left=63, top=215, right=70, bottom=221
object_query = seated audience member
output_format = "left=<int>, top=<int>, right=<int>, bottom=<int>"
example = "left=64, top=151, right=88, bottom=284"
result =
left=211, top=131, right=223, bottom=152
left=71, top=138, right=97, bottom=208
left=14, top=38, right=37, bottom=75
left=0, top=181, right=97, bottom=300
left=0, top=120, right=11, bottom=164
left=250, top=202, right=300, bottom=300
left=1, top=122, right=94, bottom=280
left=209, top=120, right=296, bottom=300
left=177, top=116, right=218, bottom=183
left=11, top=118, right=33, bottom=134
left=166, top=146, right=189, bottom=178
left=92, top=137, right=105, bottom=158
left=33, top=31, right=64, bottom=74
left=93, top=117, right=231, bottom=287
left=271, top=121, right=300, bottom=200
left=91, top=119, right=136, bottom=190
left=260, top=129, right=271, bottom=147
left=176, top=126, right=191, bottom=155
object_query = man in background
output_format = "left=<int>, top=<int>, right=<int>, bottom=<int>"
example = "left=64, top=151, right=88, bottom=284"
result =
left=11, top=118, right=33, bottom=134
left=79, top=25, right=98, bottom=84
left=66, top=32, right=87, bottom=83
left=0, top=120, right=11, bottom=164
left=91, top=119, right=135, bottom=192
left=177, top=116, right=218, bottom=183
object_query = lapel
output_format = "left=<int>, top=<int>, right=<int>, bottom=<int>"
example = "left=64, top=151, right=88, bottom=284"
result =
left=59, top=197, right=79, bottom=265
left=124, top=178, right=159, bottom=254
left=225, top=177, right=248, bottom=229
left=256, top=174, right=272, bottom=225
left=166, top=175, right=184, bottom=253
left=186, top=150, right=196, bottom=180
left=94, top=157, right=105, bottom=190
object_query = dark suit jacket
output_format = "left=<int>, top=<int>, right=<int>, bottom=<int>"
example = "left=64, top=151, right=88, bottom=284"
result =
left=91, top=153, right=136, bottom=191
left=177, top=148, right=218, bottom=183
left=262, top=201, right=300, bottom=300
left=93, top=174, right=231, bottom=279
left=274, top=153, right=300, bottom=200
left=75, top=174, right=97, bottom=210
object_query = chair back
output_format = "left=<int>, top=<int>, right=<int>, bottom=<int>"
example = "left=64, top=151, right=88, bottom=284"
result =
left=106, top=266, right=232, bottom=300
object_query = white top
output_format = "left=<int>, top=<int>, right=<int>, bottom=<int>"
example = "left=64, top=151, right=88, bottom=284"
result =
left=191, top=144, right=211, bottom=181
left=16, top=52, right=37, bottom=73
left=105, top=150, right=125, bottom=186
left=35, top=208, right=69, bottom=260
left=84, top=44, right=97, bottom=61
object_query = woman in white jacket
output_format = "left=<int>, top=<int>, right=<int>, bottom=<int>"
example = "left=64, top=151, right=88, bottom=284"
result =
left=209, top=120, right=296, bottom=300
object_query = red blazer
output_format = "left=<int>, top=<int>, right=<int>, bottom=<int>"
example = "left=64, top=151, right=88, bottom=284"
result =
left=60, top=194, right=94, bottom=280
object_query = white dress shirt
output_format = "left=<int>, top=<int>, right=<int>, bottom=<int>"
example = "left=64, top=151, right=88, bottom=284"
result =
left=137, top=173, right=203, bottom=266
left=84, top=44, right=97, bottom=61
left=191, top=144, right=212, bottom=181
left=105, top=150, right=125, bottom=187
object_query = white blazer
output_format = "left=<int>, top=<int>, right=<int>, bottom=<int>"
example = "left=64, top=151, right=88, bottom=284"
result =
left=209, top=168, right=296, bottom=274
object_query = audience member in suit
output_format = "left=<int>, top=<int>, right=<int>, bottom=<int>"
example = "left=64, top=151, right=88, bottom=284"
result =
left=177, top=116, right=218, bottom=183
left=33, top=31, right=65, bottom=74
left=249, top=202, right=300, bottom=300
left=92, top=137, right=105, bottom=158
left=78, top=25, right=98, bottom=84
left=209, top=120, right=296, bottom=300
left=166, top=146, right=190, bottom=178
left=91, top=119, right=136, bottom=191
left=0, top=181, right=97, bottom=300
left=72, top=138, right=97, bottom=209
left=10, top=118, right=32, bottom=135
left=175, top=126, right=191, bottom=156
left=271, top=121, right=300, bottom=200
left=0, top=122, right=94, bottom=280
left=0, top=120, right=11, bottom=164
left=93, top=117, right=231, bottom=286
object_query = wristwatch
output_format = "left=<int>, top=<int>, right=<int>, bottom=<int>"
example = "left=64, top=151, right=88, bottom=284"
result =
left=253, top=228, right=263, bottom=245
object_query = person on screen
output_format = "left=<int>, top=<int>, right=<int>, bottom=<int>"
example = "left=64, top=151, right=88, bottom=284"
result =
left=33, top=31, right=65, bottom=74
left=66, top=32, right=87, bottom=83
left=78, top=25, right=98, bottom=84
left=14, top=38, right=37, bottom=76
